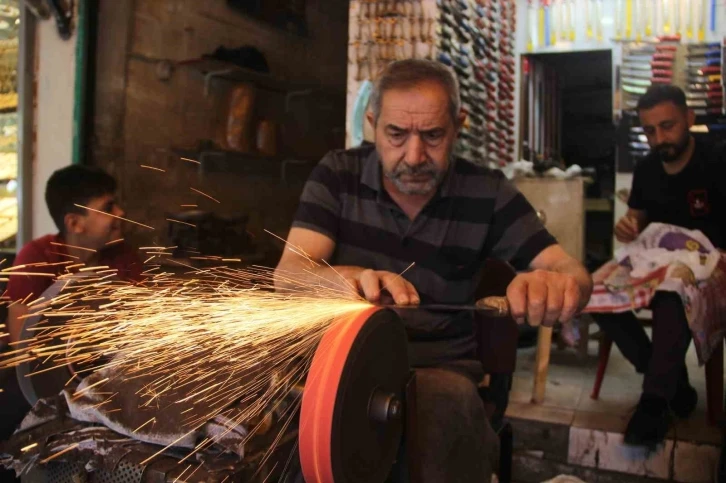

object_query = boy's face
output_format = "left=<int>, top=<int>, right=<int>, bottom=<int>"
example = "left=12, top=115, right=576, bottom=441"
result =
left=67, top=193, right=125, bottom=250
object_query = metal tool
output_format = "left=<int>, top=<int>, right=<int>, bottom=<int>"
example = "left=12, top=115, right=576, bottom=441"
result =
left=382, top=296, right=510, bottom=317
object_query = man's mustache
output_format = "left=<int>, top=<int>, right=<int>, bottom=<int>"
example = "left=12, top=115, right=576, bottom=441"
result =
left=392, top=161, right=438, bottom=176
left=654, top=144, right=676, bottom=153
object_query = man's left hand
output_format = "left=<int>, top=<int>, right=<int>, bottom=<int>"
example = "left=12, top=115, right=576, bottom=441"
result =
left=506, top=270, right=582, bottom=327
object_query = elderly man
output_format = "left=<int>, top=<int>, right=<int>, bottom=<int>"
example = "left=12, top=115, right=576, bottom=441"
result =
left=276, top=59, right=592, bottom=482
left=598, top=85, right=726, bottom=447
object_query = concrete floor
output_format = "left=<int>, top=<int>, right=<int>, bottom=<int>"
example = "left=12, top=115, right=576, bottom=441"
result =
left=505, top=324, right=723, bottom=482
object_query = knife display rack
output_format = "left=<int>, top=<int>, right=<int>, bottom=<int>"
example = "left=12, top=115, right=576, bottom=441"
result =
left=437, top=0, right=517, bottom=166
left=519, top=56, right=561, bottom=166
left=348, top=0, right=437, bottom=82
left=346, top=0, right=517, bottom=167
left=617, top=39, right=725, bottom=171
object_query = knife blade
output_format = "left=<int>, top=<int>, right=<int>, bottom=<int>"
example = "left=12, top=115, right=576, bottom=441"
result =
left=381, top=296, right=510, bottom=316
left=623, top=77, right=653, bottom=87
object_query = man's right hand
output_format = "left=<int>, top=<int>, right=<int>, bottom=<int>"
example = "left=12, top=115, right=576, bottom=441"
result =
left=345, top=269, right=420, bottom=306
left=614, top=215, right=641, bottom=243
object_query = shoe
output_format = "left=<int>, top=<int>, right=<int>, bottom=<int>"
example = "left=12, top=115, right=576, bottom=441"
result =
left=624, top=394, right=670, bottom=447
left=671, top=384, right=698, bottom=419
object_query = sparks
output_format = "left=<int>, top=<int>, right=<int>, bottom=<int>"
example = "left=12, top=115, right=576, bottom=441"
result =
left=0, top=257, right=371, bottom=466
left=39, top=443, right=79, bottom=464
left=74, top=204, right=155, bottom=230
left=166, top=218, right=196, bottom=228
left=189, top=187, right=220, bottom=204
left=140, top=165, right=166, bottom=173
left=50, top=242, right=97, bottom=253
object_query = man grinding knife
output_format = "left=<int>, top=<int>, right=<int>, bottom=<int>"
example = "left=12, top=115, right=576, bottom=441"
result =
left=275, top=59, right=592, bottom=482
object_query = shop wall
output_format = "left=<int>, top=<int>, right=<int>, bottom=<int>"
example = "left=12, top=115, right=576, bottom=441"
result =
left=31, top=13, right=77, bottom=240
left=514, top=0, right=726, bottom=252
left=90, top=0, right=349, bottom=254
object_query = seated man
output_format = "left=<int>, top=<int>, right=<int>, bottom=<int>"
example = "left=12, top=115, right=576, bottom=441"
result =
left=598, top=85, right=726, bottom=446
left=275, top=59, right=592, bottom=482
left=1, top=165, right=143, bottom=438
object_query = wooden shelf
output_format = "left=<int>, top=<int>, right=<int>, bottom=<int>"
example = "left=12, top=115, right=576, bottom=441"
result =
left=172, top=147, right=317, bottom=183
left=177, top=58, right=317, bottom=96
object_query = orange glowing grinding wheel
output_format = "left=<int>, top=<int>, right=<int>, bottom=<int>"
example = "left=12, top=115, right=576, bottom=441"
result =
left=299, top=307, right=410, bottom=483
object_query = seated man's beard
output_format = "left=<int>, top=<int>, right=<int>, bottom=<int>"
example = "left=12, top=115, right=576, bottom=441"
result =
left=655, top=134, right=690, bottom=163
left=385, top=159, right=444, bottom=195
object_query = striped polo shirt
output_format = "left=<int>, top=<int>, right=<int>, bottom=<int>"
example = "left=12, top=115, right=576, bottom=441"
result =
left=292, top=143, right=557, bottom=367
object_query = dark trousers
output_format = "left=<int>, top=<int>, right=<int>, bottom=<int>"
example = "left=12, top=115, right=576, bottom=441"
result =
left=595, top=292, right=691, bottom=401
left=389, top=360, right=499, bottom=483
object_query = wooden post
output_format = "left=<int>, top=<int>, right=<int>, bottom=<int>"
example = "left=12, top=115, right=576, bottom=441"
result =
left=532, top=326, right=553, bottom=404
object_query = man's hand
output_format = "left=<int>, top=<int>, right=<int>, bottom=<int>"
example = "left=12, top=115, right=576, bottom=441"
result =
left=614, top=215, right=641, bottom=243
left=346, top=269, right=420, bottom=305
left=506, top=269, right=582, bottom=327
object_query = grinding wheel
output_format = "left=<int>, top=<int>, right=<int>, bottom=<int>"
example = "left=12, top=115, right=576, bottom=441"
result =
left=299, top=307, right=409, bottom=483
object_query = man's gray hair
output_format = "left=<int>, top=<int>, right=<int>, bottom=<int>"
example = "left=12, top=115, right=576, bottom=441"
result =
left=369, top=59, right=461, bottom=124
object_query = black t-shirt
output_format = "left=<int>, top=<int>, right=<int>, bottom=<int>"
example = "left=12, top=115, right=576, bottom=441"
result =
left=628, top=140, right=726, bottom=249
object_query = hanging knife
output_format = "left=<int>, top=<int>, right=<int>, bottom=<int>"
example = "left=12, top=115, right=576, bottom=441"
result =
left=662, top=0, right=672, bottom=34
left=687, top=82, right=722, bottom=91
left=689, top=66, right=721, bottom=75
left=623, top=78, right=653, bottom=87
left=622, top=69, right=653, bottom=79
left=686, top=91, right=723, bottom=100
left=710, top=0, right=716, bottom=33
left=698, top=0, right=707, bottom=41
left=623, top=84, right=648, bottom=95
left=527, top=0, right=537, bottom=51
left=625, top=54, right=658, bottom=63
left=688, top=74, right=722, bottom=83
left=622, top=61, right=653, bottom=71
left=596, top=0, right=604, bottom=41
left=644, top=0, right=653, bottom=36
left=615, top=0, right=623, bottom=38
left=687, top=42, right=720, bottom=50
left=629, top=141, right=651, bottom=150
left=625, top=0, right=633, bottom=38
left=586, top=0, right=593, bottom=39
left=687, top=59, right=721, bottom=68
left=687, top=99, right=724, bottom=108
left=686, top=50, right=722, bottom=59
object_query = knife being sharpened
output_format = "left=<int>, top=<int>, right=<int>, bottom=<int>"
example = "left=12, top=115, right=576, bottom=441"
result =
left=381, top=296, right=510, bottom=317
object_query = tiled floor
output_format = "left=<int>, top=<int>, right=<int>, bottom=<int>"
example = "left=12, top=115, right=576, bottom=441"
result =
left=507, top=327, right=721, bottom=445
left=505, top=326, right=723, bottom=482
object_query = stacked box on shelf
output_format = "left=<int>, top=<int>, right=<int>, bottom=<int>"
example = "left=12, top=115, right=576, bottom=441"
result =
left=437, top=0, right=516, bottom=167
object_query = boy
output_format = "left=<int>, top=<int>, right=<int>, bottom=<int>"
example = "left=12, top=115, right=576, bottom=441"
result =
left=4, top=164, right=143, bottom=345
